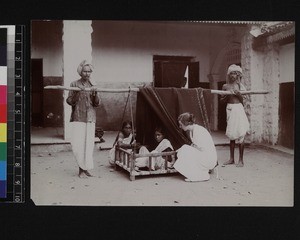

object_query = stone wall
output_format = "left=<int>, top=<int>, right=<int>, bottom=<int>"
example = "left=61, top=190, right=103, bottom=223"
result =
left=241, top=26, right=280, bottom=145
left=261, top=44, right=280, bottom=144
left=90, top=82, right=148, bottom=130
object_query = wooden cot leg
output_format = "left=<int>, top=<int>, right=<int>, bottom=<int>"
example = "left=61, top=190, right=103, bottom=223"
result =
left=114, top=149, right=118, bottom=170
left=149, top=157, right=152, bottom=171
left=130, top=175, right=135, bottom=181
left=165, top=156, right=169, bottom=170
left=130, top=152, right=135, bottom=181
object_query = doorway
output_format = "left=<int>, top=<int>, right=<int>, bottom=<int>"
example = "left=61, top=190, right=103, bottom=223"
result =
left=153, top=55, right=199, bottom=88
left=31, top=59, right=43, bottom=127
left=278, top=82, right=294, bottom=149
left=217, top=81, right=227, bottom=131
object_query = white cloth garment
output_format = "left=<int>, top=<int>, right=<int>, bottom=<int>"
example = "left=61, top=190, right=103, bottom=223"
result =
left=70, top=122, right=95, bottom=170
left=174, top=124, right=217, bottom=181
left=135, top=139, right=174, bottom=170
left=108, top=133, right=133, bottom=165
left=226, top=103, right=249, bottom=143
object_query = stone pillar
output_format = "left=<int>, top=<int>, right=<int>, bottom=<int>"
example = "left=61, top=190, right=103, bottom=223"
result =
left=62, top=20, right=93, bottom=140
left=242, top=26, right=280, bottom=145
left=208, top=74, right=220, bottom=131
left=261, top=44, right=280, bottom=145
left=241, top=27, right=265, bottom=143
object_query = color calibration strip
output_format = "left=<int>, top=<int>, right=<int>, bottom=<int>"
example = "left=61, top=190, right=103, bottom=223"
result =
left=0, top=25, right=25, bottom=203
left=0, top=27, right=8, bottom=198
left=12, top=25, right=25, bottom=202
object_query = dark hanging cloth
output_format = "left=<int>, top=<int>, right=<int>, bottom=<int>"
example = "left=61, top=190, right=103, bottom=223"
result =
left=136, top=87, right=211, bottom=150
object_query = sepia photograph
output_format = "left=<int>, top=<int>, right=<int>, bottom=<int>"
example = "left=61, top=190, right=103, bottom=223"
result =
left=30, top=20, right=294, bottom=206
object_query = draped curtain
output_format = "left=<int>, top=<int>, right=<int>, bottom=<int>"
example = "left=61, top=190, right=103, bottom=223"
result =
left=136, top=87, right=211, bottom=150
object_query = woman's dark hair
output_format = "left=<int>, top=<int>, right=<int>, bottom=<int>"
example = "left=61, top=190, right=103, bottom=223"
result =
left=113, top=120, right=133, bottom=146
left=178, top=112, right=195, bottom=126
left=154, top=126, right=165, bottom=136
left=122, top=120, right=132, bottom=130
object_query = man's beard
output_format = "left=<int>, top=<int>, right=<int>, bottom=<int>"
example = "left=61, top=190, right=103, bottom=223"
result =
left=229, top=76, right=237, bottom=83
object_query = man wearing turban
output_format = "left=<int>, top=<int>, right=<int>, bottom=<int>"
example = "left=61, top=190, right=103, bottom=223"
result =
left=220, top=64, right=249, bottom=167
left=66, top=60, right=100, bottom=178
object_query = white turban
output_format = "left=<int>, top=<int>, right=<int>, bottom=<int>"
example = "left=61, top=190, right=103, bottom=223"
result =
left=227, top=64, right=242, bottom=75
left=77, top=60, right=94, bottom=76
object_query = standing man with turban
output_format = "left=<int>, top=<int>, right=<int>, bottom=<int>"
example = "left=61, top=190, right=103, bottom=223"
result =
left=67, top=60, right=99, bottom=178
left=221, top=64, right=249, bottom=167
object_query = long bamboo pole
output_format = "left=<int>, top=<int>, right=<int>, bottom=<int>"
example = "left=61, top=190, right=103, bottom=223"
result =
left=44, top=85, right=269, bottom=95
left=210, top=89, right=269, bottom=95
left=44, top=85, right=140, bottom=93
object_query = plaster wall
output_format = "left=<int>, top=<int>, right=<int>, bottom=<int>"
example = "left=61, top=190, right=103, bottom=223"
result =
left=90, top=21, right=216, bottom=131
left=31, top=21, right=63, bottom=77
left=91, top=21, right=212, bottom=84
left=279, top=43, right=295, bottom=83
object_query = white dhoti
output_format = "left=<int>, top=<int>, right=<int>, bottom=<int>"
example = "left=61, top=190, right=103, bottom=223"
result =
left=70, top=122, right=95, bottom=170
left=174, top=144, right=217, bottom=182
left=226, top=103, right=249, bottom=143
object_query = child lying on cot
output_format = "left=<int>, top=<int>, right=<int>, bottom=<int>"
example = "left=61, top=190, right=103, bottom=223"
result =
left=109, top=120, right=139, bottom=165
left=135, top=127, right=174, bottom=171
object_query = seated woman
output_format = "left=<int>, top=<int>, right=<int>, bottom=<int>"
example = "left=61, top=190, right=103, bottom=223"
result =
left=173, top=112, right=217, bottom=182
left=135, top=127, right=174, bottom=171
left=109, top=121, right=137, bottom=165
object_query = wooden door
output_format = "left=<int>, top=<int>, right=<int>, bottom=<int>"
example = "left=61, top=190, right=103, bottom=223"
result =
left=218, top=81, right=227, bottom=131
left=278, top=82, right=294, bottom=149
left=31, top=59, right=44, bottom=127
left=155, top=61, right=187, bottom=88
left=188, top=62, right=200, bottom=88
left=153, top=56, right=199, bottom=88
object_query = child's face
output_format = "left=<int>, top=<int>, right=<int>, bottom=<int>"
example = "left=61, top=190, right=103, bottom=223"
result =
left=154, top=131, right=164, bottom=143
left=123, top=124, right=132, bottom=136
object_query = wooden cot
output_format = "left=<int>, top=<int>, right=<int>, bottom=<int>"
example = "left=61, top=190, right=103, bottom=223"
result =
left=114, top=146, right=178, bottom=181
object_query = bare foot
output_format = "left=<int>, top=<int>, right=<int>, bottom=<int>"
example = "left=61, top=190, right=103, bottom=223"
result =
left=134, top=167, right=141, bottom=172
left=185, top=178, right=208, bottom=182
left=78, top=172, right=88, bottom=178
left=223, top=160, right=235, bottom=165
left=236, top=162, right=244, bottom=167
left=84, top=170, right=93, bottom=177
